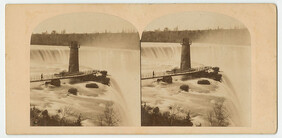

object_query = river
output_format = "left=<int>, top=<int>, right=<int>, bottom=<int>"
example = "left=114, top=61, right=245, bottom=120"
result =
left=141, top=42, right=251, bottom=126
left=30, top=45, right=140, bottom=126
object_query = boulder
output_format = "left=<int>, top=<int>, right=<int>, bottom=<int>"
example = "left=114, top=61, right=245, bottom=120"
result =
left=180, top=84, right=189, bottom=92
left=162, top=76, right=172, bottom=84
left=213, top=74, right=222, bottom=82
left=50, top=79, right=61, bottom=87
left=197, top=79, right=210, bottom=85
left=85, top=83, right=99, bottom=88
left=157, top=78, right=162, bottom=82
left=68, top=88, right=78, bottom=95
left=81, top=74, right=110, bottom=85
left=101, top=77, right=110, bottom=85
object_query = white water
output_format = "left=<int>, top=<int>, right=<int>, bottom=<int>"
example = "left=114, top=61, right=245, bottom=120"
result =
left=30, top=45, right=140, bottom=126
left=141, top=42, right=251, bottom=126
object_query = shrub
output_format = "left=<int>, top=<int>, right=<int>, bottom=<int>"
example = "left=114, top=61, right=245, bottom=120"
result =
left=30, top=106, right=82, bottom=126
left=141, top=103, right=193, bottom=126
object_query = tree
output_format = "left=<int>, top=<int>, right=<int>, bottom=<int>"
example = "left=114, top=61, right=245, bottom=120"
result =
left=207, top=99, right=229, bottom=127
left=184, top=110, right=193, bottom=126
left=164, top=27, right=170, bottom=32
left=173, top=26, right=178, bottom=31
left=61, top=29, right=66, bottom=34
left=168, top=104, right=182, bottom=125
left=96, top=103, right=120, bottom=126
left=51, top=30, right=57, bottom=34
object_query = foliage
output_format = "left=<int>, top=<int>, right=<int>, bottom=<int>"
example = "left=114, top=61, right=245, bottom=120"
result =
left=96, top=103, right=120, bottom=126
left=141, top=103, right=193, bottom=126
left=30, top=106, right=82, bottom=126
left=207, top=99, right=230, bottom=127
left=30, top=33, right=140, bottom=50
left=141, top=28, right=250, bottom=45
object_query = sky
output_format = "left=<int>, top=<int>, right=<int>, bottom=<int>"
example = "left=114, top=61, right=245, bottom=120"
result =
left=33, top=12, right=137, bottom=34
left=144, top=11, right=247, bottom=31
left=33, top=12, right=246, bottom=34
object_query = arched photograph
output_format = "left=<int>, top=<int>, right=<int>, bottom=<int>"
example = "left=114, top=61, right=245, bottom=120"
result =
left=141, top=12, right=251, bottom=127
left=30, top=13, right=140, bottom=126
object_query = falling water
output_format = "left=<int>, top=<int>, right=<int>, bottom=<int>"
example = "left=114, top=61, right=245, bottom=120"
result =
left=30, top=45, right=140, bottom=126
left=141, top=42, right=251, bottom=126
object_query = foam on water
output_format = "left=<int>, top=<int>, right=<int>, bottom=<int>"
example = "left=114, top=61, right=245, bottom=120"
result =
left=30, top=45, right=140, bottom=126
left=141, top=42, right=251, bottom=126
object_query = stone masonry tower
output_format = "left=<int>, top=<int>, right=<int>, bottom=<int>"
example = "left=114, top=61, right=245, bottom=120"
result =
left=180, top=38, right=192, bottom=71
left=68, top=41, right=80, bottom=73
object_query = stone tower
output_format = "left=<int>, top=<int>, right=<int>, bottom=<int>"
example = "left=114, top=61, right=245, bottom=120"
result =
left=180, top=38, right=192, bottom=71
left=68, top=41, right=80, bottom=73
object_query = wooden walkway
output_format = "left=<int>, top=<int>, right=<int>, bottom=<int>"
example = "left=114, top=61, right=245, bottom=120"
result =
left=141, top=66, right=212, bottom=80
left=30, top=70, right=99, bottom=82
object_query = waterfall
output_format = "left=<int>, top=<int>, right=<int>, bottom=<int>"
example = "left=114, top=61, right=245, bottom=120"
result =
left=141, top=42, right=251, bottom=126
left=30, top=45, right=69, bottom=64
left=30, top=45, right=140, bottom=126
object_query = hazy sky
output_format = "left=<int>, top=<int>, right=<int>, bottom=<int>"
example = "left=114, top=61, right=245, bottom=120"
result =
left=33, top=11, right=246, bottom=34
left=33, top=12, right=137, bottom=34
left=144, top=11, right=246, bottom=31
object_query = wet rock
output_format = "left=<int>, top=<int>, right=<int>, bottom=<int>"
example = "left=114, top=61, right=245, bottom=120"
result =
left=157, top=78, right=162, bottom=82
left=81, top=74, right=110, bottom=85
left=214, top=74, right=222, bottom=82
left=180, top=84, right=189, bottom=92
left=100, top=70, right=107, bottom=77
left=197, top=79, right=210, bottom=85
left=85, top=83, right=99, bottom=88
left=162, top=76, right=172, bottom=84
left=68, top=88, right=78, bottom=95
left=212, top=67, right=220, bottom=72
left=50, top=79, right=61, bottom=87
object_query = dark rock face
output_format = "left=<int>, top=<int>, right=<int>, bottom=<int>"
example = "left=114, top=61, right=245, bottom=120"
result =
left=181, top=67, right=222, bottom=82
left=214, top=74, right=222, bottom=81
left=162, top=76, right=173, bottom=84
left=180, top=84, right=189, bottom=92
left=50, top=79, right=61, bottom=87
left=100, top=70, right=107, bottom=77
left=212, top=67, right=220, bottom=73
left=197, top=79, right=211, bottom=85
left=85, top=83, right=99, bottom=88
left=157, top=78, right=162, bottom=82
left=68, top=88, right=78, bottom=95
left=80, top=74, right=110, bottom=85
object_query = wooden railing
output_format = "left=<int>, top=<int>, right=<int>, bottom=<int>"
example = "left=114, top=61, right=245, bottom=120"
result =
left=141, top=66, right=212, bottom=80
left=30, top=70, right=100, bottom=82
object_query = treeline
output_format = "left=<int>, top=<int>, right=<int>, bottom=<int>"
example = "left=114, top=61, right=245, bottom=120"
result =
left=31, top=32, right=140, bottom=50
left=141, top=28, right=251, bottom=45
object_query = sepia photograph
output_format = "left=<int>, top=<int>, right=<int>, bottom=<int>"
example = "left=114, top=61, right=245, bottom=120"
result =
left=141, top=12, right=251, bottom=127
left=29, top=12, right=140, bottom=126
left=5, top=4, right=277, bottom=134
